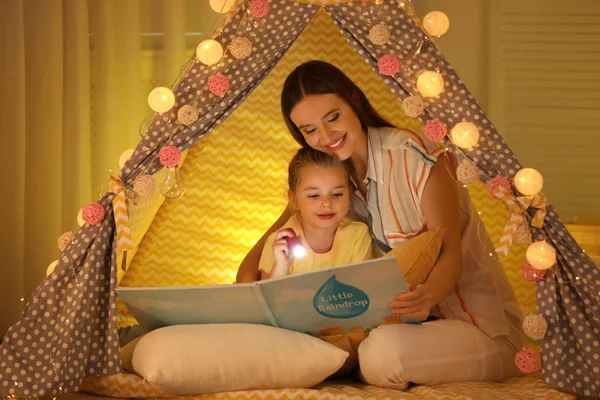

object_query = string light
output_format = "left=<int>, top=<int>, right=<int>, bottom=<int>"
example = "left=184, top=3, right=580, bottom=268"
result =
left=416, top=70, right=445, bottom=97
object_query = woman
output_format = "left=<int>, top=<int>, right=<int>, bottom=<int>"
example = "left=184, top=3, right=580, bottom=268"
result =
left=237, top=60, right=524, bottom=389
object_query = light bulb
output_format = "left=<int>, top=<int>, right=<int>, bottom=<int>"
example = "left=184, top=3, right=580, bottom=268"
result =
left=514, top=168, right=544, bottom=196
left=196, top=39, right=224, bottom=66
left=285, top=235, right=306, bottom=259
left=526, top=241, right=556, bottom=270
left=47, top=260, right=58, bottom=276
left=451, top=122, right=480, bottom=149
left=209, top=0, right=236, bottom=13
left=148, top=87, right=175, bottom=113
left=77, top=209, right=85, bottom=227
left=159, top=167, right=186, bottom=199
left=416, top=71, right=445, bottom=97
left=119, top=148, right=135, bottom=169
left=423, top=11, right=450, bottom=37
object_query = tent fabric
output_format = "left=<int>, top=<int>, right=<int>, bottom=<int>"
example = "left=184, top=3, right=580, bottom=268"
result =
left=0, top=1, right=597, bottom=398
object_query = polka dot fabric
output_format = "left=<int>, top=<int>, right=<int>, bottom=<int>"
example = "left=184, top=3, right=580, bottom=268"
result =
left=326, top=1, right=599, bottom=397
left=0, top=1, right=319, bottom=397
left=1, top=1, right=598, bottom=398
left=0, top=195, right=121, bottom=397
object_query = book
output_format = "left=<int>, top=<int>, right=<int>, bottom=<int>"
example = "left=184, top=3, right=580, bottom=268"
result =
left=116, top=257, right=418, bottom=337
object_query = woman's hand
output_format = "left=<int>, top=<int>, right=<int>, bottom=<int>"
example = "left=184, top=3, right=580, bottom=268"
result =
left=390, top=284, right=435, bottom=321
left=269, top=228, right=296, bottom=278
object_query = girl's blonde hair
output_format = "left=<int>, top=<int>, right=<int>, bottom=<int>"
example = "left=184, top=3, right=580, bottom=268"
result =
left=287, top=147, right=350, bottom=193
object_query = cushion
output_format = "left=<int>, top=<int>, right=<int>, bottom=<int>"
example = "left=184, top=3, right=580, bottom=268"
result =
left=383, top=227, right=443, bottom=286
left=131, top=323, right=349, bottom=395
left=120, top=335, right=142, bottom=374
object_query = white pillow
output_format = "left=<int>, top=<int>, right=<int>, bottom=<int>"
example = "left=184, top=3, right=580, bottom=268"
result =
left=132, top=324, right=349, bottom=395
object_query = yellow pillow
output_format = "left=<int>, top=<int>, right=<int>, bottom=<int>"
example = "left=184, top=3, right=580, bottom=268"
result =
left=383, top=227, right=444, bottom=286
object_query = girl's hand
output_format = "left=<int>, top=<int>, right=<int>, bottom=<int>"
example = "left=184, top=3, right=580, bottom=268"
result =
left=270, top=228, right=296, bottom=277
left=390, top=284, right=435, bottom=321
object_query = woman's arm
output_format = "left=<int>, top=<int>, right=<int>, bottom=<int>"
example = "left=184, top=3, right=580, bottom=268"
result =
left=391, top=153, right=463, bottom=320
left=235, top=207, right=292, bottom=283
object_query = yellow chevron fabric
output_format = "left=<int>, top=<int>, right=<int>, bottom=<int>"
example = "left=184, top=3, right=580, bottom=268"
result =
left=467, top=181, right=536, bottom=315
left=81, top=372, right=573, bottom=399
left=117, top=9, right=535, bottom=326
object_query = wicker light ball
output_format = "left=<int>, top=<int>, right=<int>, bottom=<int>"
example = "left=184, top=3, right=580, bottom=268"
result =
left=521, top=261, right=546, bottom=281
left=456, top=162, right=480, bottom=185
left=368, top=24, right=390, bottom=45
left=249, top=0, right=269, bottom=18
left=424, top=119, right=448, bottom=142
left=514, top=221, right=531, bottom=244
left=377, top=54, right=401, bottom=76
left=487, top=175, right=512, bottom=198
left=207, top=73, right=230, bottom=97
left=401, top=95, right=425, bottom=117
left=82, top=202, right=105, bottom=225
left=177, top=105, right=199, bottom=126
left=57, top=231, right=74, bottom=252
left=522, top=314, right=548, bottom=340
left=159, top=146, right=182, bottom=168
left=133, top=175, right=157, bottom=197
left=229, top=37, right=252, bottom=59
left=514, top=349, right=541, bottom=374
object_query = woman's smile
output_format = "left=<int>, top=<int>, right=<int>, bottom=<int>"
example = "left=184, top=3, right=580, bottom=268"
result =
left=323, top=134, right=347, bottom=152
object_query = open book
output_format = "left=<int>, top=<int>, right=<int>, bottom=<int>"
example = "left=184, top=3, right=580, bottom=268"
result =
left=116, top=257, right=417, bottom=336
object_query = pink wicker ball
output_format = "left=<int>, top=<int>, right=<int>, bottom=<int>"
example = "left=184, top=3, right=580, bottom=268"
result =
left=514, top=349, right=541, bottom=374
left=249, top=0, right=269, bottom=18
left=522, top=314, right=548, bottom=340
left=208, top=73, right=230, bottom=97
left=486, top=175, right=512, bottom=198
left=159, top=146, right=182, bottom=168
left=57, top=231, right=74, bottom=252
left=521, top=261, right=546, bottom=281
left=424, top=119, right=448, bottom=142
left=133, top=175, right=157, bottom=197
left=82, top=202, right=105, bottom=225
left=377, top=55, right=401, bottom=76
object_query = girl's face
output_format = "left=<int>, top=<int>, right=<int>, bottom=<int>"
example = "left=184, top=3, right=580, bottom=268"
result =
left=292, top=164, right=350, bottom=232
left=290, top=93, right=365, bottom=161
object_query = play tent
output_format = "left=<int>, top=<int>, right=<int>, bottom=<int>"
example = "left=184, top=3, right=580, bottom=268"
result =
left=0, top=0, right=598, bottom=398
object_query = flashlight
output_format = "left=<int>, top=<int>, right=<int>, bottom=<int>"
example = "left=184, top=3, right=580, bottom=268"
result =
left=285, top=229, right=306, bottom=259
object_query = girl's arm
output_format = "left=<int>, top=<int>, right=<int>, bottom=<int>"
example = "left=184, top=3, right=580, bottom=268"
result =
left=391, top=153, right=463, bottom=320
left=236, top=207, right=292, bottom=283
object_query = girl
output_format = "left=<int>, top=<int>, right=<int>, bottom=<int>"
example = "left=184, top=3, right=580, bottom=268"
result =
left=238, top=60, right=524, bottom=390
left=259, top=147, right=373, bottom=280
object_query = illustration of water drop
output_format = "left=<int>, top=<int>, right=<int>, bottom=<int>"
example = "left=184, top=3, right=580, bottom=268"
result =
left=313, top=275, right=370, bottom=319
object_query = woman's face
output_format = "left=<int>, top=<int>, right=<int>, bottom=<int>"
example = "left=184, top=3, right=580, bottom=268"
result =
left=289, top=93, right=365, bottom=161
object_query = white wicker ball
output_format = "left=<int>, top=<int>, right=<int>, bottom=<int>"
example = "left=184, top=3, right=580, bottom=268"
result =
left=229, top=37, right=252, bottom=60
left=57, top=231, right=74, bottom=252
left=522, top=314, right=548, bottom=340
left=133, top=175, right=157, bottom=197
left=368, top=24, right=390, bottom=45
left=401, top=95, right=425, bottom=117
left=456, top=162, right=480, bottom=185
left=177, top=105, right=199, bottom=126
left=514, top=221, right=531, bottom=244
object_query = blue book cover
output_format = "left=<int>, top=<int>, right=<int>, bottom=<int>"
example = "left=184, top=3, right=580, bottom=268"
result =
left=116, top=257, right=416, bottom=336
